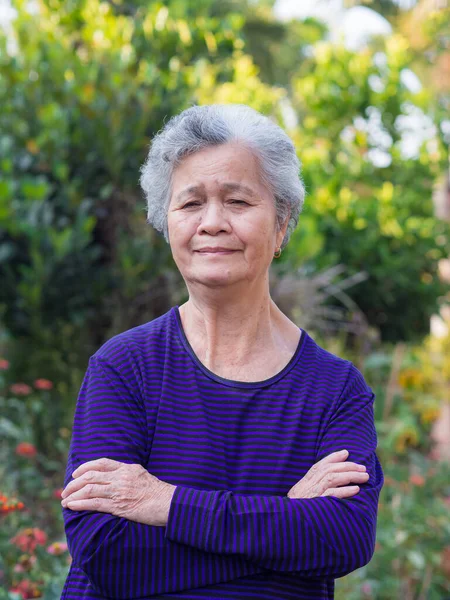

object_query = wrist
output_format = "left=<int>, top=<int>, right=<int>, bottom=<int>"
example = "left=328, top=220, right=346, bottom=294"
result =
left=162, top=483, right=177, bottom=525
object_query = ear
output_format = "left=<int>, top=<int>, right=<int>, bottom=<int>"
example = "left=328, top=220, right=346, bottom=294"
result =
left=277, top=213, right=290, bottom=248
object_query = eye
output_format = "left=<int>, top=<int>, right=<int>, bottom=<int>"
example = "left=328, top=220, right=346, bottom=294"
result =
left=182, top=201, right=201, bottom=208
left=230, top=199, right=248, bottom=205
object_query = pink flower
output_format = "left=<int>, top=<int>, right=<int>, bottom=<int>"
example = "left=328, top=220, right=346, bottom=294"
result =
left=15, top=442, right=37, bottom=458
left=32, top=529, right=47, bottom=546
left=13, top=563, right=25, bottom=573
left=0, top=358, right=9, bottom=370
left=46, top=541, right=68, bottom=555
left=10, top=528, right=47, bottom=553
left=428, top=448, right=441, bottom=461
left=361, top=581, right=372, bottom=596
left=9, top=383, right=32, bottom=396
left=13, top=555, right=36, bottom=572
left=34, top=378, right=53, bottom=390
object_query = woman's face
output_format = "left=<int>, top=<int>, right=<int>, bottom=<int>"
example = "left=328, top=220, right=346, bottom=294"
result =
left=167, top=142, right=288, bottom=290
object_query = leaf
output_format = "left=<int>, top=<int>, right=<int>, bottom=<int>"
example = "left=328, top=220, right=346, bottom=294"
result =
left=407, top=550, right=425, bottom=569
left=0, top=417, right=23, bottom=439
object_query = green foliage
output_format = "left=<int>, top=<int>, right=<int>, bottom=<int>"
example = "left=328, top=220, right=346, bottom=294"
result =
left=1, top=0, right=449, bottom=394
left=0, top=0, right=254, bottom=386
left=343, top=0, right=406, bottom=18
left=287, top=37, right=450, bottom=341
left=335, top=455, right=450, bottom=599
left=1, top=1, right=450, bottom=597
left=0, top=373, right=70, bottom=598
left=318, top=327, right=450, bottom=599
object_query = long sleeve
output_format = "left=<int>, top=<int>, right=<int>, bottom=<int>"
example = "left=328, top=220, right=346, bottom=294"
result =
left=164, top=365, right=384, bottom=578
left=62, top=352, right=265, bottom=599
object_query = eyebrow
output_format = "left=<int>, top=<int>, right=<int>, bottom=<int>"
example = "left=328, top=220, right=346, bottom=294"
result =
left=221, top=183, right=256, bottom=197
left=175, top=182, right=256, bottom=202
left=175, top=185, right=203, bottom=202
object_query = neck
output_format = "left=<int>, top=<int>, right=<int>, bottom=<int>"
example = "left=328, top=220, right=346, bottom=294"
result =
left=178, top=280, right=292, bottom=368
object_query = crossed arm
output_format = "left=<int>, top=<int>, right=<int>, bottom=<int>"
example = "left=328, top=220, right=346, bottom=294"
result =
left=62, top=355, right=383, bottom=599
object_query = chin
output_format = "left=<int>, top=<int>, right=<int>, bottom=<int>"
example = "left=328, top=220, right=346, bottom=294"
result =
left=187, top=268, right=243, bottom=288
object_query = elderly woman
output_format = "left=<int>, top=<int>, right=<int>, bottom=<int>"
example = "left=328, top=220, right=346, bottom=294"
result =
left=60, top=104, right=383, bottom=600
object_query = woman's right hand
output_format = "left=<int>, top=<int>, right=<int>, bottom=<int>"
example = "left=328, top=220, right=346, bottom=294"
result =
left=287, top=449, right=369, bottom=499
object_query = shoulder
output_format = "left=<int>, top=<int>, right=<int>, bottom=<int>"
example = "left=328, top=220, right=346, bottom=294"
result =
left=302, top=329, right=374, bottom=399
left=92, top=306, right=176, bottom=368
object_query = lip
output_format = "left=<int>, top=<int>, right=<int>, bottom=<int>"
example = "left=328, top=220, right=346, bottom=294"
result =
left=195, top=248, right=238, bottom=253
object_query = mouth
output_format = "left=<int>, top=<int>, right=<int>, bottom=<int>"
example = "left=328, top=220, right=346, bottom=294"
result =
left=195, top=249, right=238, bottom=255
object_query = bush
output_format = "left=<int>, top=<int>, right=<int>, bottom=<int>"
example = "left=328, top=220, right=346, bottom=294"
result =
left=0, top=368, right=71, bottom=598
left=287, top=38, right=450, bottom=342
left=0, top=0, right=275, bottom=385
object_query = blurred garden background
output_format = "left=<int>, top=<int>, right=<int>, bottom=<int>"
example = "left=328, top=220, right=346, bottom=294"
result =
left=0, top=0, right=450, bottom=597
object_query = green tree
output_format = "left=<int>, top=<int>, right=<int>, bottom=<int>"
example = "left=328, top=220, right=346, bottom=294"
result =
left=0, top=0, right=278, bottom=395
left=286, top=36, right=450, bottom=341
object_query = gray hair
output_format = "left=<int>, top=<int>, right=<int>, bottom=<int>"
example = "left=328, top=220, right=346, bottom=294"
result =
left=139, top=104, right=305, bottom=249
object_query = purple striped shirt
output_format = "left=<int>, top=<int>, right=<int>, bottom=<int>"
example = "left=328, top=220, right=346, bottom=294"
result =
left=61, top=305, right=383, bottom=599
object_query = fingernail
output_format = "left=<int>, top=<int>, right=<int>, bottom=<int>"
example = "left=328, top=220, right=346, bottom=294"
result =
left=359, top=465, right=367, bottom=471
left=341, top=449, right=348, bottom=455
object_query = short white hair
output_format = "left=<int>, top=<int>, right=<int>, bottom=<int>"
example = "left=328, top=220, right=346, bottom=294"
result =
left=139, top=104, right=305, bottom=249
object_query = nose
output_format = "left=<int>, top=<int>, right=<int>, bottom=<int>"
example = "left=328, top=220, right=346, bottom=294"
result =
left=197, top=200, right=231, bottom=235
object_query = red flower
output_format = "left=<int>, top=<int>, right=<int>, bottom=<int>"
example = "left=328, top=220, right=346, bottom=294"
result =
left=0, top=358, right=9, bottom=370
left=15, top=442, right=37, bottom=458
left=33, top=378, right=53, bottom=390
left=409, top=474, right=425, bottom=486
left=8, top=578, right=43, bottom=599
left=10, top=528, right=47, bottom=553
left=0, top=491, right=24, bottom=514
left=53, top=488, right=63, bottom=500
left=9, top=383, right=32, bottom=396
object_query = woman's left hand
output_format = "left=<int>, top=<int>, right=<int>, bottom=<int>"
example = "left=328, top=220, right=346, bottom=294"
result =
left=60, top=458, right=177, bottom=526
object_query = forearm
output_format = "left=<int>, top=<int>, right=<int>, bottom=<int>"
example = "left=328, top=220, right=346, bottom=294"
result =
left=64, top=509, right=265, bottom=599
left=164, top=454, right=383, bottom=577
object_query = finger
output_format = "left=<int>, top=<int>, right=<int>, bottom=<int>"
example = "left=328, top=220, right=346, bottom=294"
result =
left=62, top=483, right=111, bottom=506
left=320, top=471, right=369, bottom=491
left=72, top=458, right=121, bottom=478
left=321, top=486, right=360, bottom=498
left=324, top=462, right=367, bottom=473
left=62, top=471, right=111, bottom=498
left=315, top=450, right=349, bottom=465
left=62, top=497, right=112, bottom=513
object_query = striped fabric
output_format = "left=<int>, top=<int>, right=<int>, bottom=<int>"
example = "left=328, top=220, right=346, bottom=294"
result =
left=61, top=305, right=384, bottom=600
